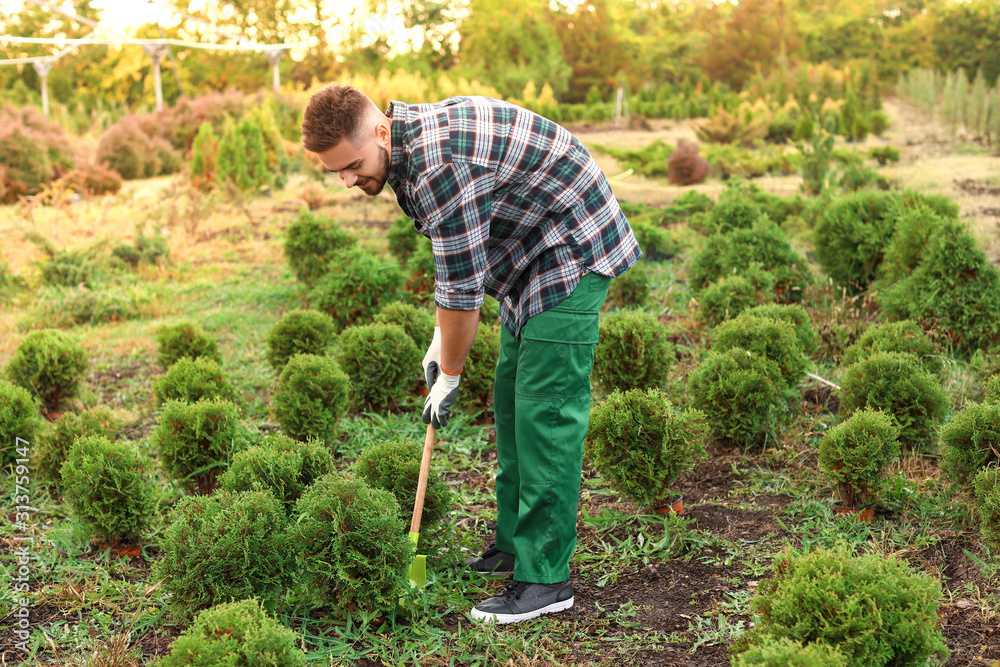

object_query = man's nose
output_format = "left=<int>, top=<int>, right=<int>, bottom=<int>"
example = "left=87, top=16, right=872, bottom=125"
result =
left=341, top=171, right=357, bottom=187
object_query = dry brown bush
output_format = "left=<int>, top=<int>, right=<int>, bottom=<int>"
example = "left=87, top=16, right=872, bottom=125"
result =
left=667, top=138, right=711, bottom=185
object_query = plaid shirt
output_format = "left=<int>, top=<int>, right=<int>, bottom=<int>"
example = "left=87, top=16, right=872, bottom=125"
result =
left=385, top=97, right=641, bottom=337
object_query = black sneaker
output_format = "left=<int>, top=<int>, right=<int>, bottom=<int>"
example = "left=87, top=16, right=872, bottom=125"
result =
left=469, top=579, right=574, bottom=624
left=464, top=544, right=515, bottom=577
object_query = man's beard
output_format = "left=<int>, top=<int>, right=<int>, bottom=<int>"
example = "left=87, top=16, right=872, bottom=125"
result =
left=363, top=144, right=390, bottom=196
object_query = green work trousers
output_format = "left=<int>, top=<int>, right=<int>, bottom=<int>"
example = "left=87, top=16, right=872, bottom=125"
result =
left=493, top=272, right=611, bottom=583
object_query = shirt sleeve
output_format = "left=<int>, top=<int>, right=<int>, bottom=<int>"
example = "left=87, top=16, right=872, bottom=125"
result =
left=411, top=162, right=493, bottom=311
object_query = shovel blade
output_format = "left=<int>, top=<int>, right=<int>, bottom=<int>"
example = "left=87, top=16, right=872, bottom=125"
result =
left=408, top=554, right=426, bottom=589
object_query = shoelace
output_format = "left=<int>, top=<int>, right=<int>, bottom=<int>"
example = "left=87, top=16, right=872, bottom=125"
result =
left=501, top=581, right=529, bottom=601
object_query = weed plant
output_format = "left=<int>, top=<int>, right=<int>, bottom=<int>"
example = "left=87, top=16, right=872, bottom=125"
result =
left=35, top=407, right=118, bottom=486
left=219, top=434, right=333, bottom=513
left=272, top=354, right=350, bottom=446
left=153, top=490, right=297, bottom=621
left=594, top=310, right=673, bottom=393
left=0, top=379, right=43, bottom=469
left=290, top=473, right=415, bottom=615
left=838, top=352, right=949, bottom=452
left=586, top=388, right=707, bottom=509
left=6, top=329, right=88, bottom=412
left=158, top=598, right=305, bottom=667
left=153, top=356, right=236, bottom=407
left=155, top=321, right=220, bottom=369
left=265, top=309, right=336, bottom=374
left=60, top=435, right=158, bottom=544
left=354, top=439, right=453, bottom=526
left=940, top=402, right=1000, bottom=486
left=817, top=409, right=901, bottom=508
left=337, top=323, right=420, bottom=413
left=22, top=284, right=146, bottom=328
left=150, top=399, right=242, bottom=494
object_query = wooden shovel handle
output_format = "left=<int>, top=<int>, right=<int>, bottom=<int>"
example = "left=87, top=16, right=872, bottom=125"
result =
left=409, top=423, right=436, bottom=535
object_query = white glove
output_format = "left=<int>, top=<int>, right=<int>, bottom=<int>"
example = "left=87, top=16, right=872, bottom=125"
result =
left=422, top=325, right=442, bottom=389
left=422, top=371, right=461, bottom=429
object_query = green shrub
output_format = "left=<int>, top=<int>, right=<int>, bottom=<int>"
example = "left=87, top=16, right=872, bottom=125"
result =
left=818, top=409, right=900, bottom=508
left=24, top=284, right=145, bottom=328
left=740, top=546, right=947, bottom=666
left=290, top=473, right=415, bottom=615
left=799, top=128, right=834, bottom=195
left=337, top=324, right=420, bottom=413
left=265, top=309, right=336, bottom=374
left=876, top=206, right=949, bottom=286
left=31, top=239, right=102, bottom=288
left=0, top=380, right=42, bottom=470
left=188, top=121, right=218, bottom=191
left=792, top=113, right=815, bottom=142
left=709, top=181, right=765, bottom=233
left=157, top=598, right=305, bottom=667
left=111, top=225, right=169, bottom=269
left=973, top=465, right=1000, bottom=553
left=899, top=189, right=959, bottom=220
left=480, top=295, right=500, bottom=324
left=593, top=310, right=673, bottom=393
left=630, top=220, right=678, bottom=262
left=155, top=321, right=220, bottom=369
left=868, top=111, right=890, bottom=137
left=838, top=164, right=891, bottom=192
left=6, top=329, right=88, bottom=412
left=36, top=408, right=118, bottom=486
left=940, top=402, right=1000, bottom=486
left=454, top=322, right=501, bottom=416
left=402, top=240, right=436, bottom=302
left=877, top=220, right=1000, bottom=355
left=153, top=357, right=236, bottom=407
left=838, top=352, right=949, bottom=452
left=605, top=262, right=652, bottom=310
left=841, top=320, right=945, bottom=377
left=713, top=313, right=809, bottom=391
left=814, top=190, right=903, bottom=294
left=986, top=375, right=1000, bottom=405
left=218, top=434, right=332, bottom=513
left=743, top=304, right=818, bottom=355
left=152, top=490, right=297, bottom=621
left=150, top=399, right=242, bottom=494
left=698, top=271, right=774, bottom=327
left=272, top=354, right=350, bottom=446
left=354, top=439, right=453, bottom=526
left=732, top=637, right=848, bottom=667
left=687, top=234, right=730, bottom=291
left=60, top=435, right=158, bottom=544
left=387, top=214, right=418, bottom=264
left=308, top=247, right=406, bottom=331
left=283, top=210, right=356, bottom=287
left=869, top=145, right=900, bottom=165
left=586, top=389, right=707, bottom=509
left=373, top=301, right=435, bottom=352
left=688, top=347, right=784, bottom=448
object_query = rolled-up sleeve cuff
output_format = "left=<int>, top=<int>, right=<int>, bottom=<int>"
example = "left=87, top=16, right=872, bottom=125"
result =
left=434, top=288, right=485, bottom=311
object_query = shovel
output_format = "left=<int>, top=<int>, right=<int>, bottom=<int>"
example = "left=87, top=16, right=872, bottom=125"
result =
left=407, top=422, right=436, bottom=588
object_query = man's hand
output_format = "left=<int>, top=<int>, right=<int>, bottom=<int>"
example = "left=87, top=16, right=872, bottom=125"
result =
left=422, top=326, right=442, bottom=389
left=423, top=372, right=461, bottom=428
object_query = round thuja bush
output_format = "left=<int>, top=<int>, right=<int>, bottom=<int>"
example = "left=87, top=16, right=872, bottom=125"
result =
left=336, top=324, right=420, bottom=413
left=604, top=261, right=651, bottom=310
left=283, top=210, right=356, bottom=287
left=307, top=247, right=405, bottom=331
left=6, top=329, right=88, bottom=412
left=877, top=220, right=1000, bottom=355
left=155, top=321, right=220, bottom=369
left=688, top=347, right=784, bottom=448
left=0, top=379, right=42, bottom=470
left=814, top=190, right=903, bottom=294
left=713, top=313, right=809, bottom=391
left=841, top=320, right=945, bottom=377
left=817, top=409, right=901, bottom=508
left=593, top=310, right=673, bottom=393
left=739, top=546, right=948, bottom=666
left=718, top=220, right=812, bottom=302
left=157, top=598, right=305, bottom=667
left=697, top=271, right=774, bottom=327
left=272, top=354, right=350, bottom=446
left=60, top=435, right=158, bottom=544
left=454, top=322, right=501, bottom=416
left=153, top=357, right=236, bottom=407
left=940, top=402, right=1000, bottom=486
left=743, top=303, right=818, bottom=355
left=687, top=234, right=729, bottom=292
left=709, top=181, right=765, bottom=233
left=35, top=407, right=118, bottom=486
left=152, top=490, right=297, bottom=621
left=732, top=637, right=847, bottom=667
left=373, top=301, right=435, bottom=352
left=265, top=309, right=336, bottom=374
left=986, top=374, right=1000, bottom=405
left=290, top=473, right=415, bottom=615
left=838, top=352, right=949, bottom=452
left=387, top=213, right=418, bottom=264
left=973, top=465, right=1000, bottom=553
left=354, top=439, right=453, bottom=526
left=586, top=388, right=707, bottom=509
left=876, top=206, right=949, bottom=286
left=150, top=399, right=242, bottom=494
left=218, top=434, right=332, bottom=513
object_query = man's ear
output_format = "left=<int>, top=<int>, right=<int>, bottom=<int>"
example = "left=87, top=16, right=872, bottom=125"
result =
left=374, top=116, right=391, bottom=149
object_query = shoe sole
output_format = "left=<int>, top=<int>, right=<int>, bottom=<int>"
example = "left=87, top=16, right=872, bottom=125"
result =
left=469, top=596, right=574, bottom=624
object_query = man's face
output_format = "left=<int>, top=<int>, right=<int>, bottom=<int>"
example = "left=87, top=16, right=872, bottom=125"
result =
left=316, top=133, right=391, bottom=197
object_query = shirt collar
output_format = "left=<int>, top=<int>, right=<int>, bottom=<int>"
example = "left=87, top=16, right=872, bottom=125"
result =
left=386, top=100, right=406, bottom=190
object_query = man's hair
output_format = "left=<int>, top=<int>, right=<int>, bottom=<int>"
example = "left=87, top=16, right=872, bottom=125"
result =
left=300, top=84, right=374, bottom=153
